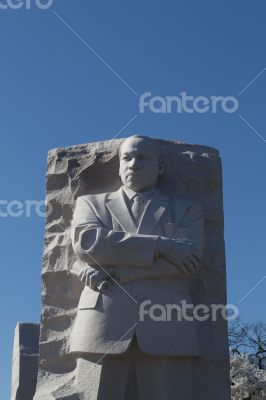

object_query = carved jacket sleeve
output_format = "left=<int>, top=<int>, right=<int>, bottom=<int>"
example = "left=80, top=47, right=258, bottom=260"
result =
left=71, top=196, right=159, bottom=269
left=174, top=201, right=204, bottom=259
left=117, top=201, right=205, bottom=283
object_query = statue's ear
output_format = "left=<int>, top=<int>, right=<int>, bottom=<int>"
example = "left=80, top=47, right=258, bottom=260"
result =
left=158, top=160, right=165, bottom=176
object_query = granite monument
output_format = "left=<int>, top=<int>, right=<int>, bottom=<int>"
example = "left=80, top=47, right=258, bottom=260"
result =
left=31, top=135, right=230, bottom=399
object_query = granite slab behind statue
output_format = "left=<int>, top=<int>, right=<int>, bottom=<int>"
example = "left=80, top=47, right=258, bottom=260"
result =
left=33, top=137, right=230, bottom=399
left=11, top=323, right=40, bottom=400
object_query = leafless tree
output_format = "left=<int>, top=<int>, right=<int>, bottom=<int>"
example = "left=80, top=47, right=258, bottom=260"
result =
left=228, top=319, right=247, bottom=355
left=228, top=319, right=266, bottom=370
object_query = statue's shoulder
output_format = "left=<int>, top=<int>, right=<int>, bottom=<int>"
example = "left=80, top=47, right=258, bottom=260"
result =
left=171, top=194, right=194, bottom=207
left=171, top=194, right=202, bottom=214
left=76, top=189, right=119, bottom=207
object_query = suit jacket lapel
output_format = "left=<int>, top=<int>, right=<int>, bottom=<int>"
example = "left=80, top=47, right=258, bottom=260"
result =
left=106, top=188, right=137, bottom=233
left=137, top=190, right=169, bottom=235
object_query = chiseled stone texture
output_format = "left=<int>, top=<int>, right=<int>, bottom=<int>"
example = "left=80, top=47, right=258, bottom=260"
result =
left=33, top=139, right=230, bottom=399
left=11, top=323, right=40, bottom=400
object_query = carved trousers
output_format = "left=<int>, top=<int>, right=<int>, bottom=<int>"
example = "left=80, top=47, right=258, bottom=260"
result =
left=75, top=337, right=201, bottom=400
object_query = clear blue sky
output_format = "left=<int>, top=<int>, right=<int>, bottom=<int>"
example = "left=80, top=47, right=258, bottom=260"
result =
left=1, top=1, right=265, bottom=397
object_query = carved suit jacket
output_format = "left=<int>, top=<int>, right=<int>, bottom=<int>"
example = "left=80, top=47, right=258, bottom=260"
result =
left=70, top=187, right=204, bottom=357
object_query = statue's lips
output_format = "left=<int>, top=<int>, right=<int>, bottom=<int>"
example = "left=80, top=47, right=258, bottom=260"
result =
left=126, top=173, right=141, bottom=179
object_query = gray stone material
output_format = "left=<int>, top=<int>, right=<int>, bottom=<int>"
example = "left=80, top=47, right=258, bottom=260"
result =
left=33, top=138, right=230, bottom=399
left=11, top=323, right=40, bottom=400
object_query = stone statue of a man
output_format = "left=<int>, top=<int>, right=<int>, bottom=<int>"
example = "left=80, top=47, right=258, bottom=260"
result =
left=70, top=135, right=204, bottom=399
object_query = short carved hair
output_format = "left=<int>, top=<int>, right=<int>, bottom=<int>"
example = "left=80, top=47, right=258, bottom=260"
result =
left=118, top=135, right=161, bottom=159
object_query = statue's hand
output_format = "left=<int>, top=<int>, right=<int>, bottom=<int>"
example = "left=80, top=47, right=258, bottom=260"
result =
left=80, top=267, right=115, bottom=291
left=157, top=237, right=199, bottom=277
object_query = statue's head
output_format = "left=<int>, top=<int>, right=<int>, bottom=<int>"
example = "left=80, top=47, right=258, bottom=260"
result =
left=118, top=135, right=164, bottom=192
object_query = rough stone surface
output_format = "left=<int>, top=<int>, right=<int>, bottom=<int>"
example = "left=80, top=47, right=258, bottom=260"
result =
left=33, top=139, right=230, bottom=399
left=11, top=323, right=40, bottom=400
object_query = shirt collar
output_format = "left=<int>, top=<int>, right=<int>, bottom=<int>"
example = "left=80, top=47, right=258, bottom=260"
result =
left=122, top=185, right=156, bottom=201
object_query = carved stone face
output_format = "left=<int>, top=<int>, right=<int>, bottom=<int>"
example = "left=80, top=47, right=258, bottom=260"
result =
left=119, top=136, right=164, bottom=192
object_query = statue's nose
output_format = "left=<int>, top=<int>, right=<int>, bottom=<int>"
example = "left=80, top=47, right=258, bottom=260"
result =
left=128, top=158, right=138, bottom=169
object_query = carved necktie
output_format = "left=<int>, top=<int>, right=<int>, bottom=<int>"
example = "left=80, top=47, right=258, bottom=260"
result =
left=131, top=194, right=145, bottom=225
